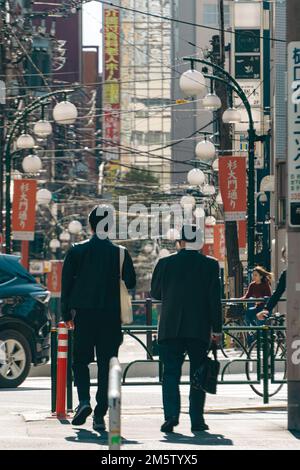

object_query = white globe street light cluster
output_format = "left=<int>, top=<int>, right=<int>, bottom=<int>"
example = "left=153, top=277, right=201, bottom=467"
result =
left=49, top=221, right=81, bottom=252
left=15, top=100, right=79, bottom=248
left=16, top=100, right=78, bottom=179
left=179, top=68, right=241, bottom=124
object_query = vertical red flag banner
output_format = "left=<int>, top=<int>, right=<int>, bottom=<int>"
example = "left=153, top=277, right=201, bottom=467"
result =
left=12, top=179, right=37, bottom=240
left=47, top=261, right=63, bottom=298
left=103, top=7, right=120, bottom=159
left=219, top=156, right=247, bottom=221
left=214, top=224, right=226, bottom=261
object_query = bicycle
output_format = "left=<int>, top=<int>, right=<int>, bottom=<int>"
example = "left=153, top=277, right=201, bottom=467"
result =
left=245, top=312, right=286, bottom=397
left=223, top=303, right=248, bottom=354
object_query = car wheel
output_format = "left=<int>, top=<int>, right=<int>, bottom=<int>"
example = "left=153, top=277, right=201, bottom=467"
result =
left=0, top=330, right=32, bottom=388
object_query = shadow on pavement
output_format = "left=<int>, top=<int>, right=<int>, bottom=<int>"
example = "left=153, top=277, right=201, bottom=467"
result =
left=65, top=428, right=140, bottom=446
left=161, top=431, right=233, bottom=446
left=65, top=428, right=107, bottom=445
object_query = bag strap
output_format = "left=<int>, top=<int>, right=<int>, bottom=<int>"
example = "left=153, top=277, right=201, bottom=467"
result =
left=119, top=246, right=125, bottom=280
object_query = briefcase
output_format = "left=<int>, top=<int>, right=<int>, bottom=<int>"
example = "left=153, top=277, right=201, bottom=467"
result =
left=192, top=344, right=220, bottom=394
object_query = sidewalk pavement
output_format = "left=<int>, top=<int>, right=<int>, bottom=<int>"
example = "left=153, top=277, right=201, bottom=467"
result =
left=1, top=377, right=300, bottom=450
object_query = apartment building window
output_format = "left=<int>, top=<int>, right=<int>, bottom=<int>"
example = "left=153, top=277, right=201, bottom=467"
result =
left=203, top=3, right=230, bottom=27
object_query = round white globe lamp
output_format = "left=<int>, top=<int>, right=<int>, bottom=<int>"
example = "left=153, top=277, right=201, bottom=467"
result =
left=22, top=155, right=42, bottom=173
left=36, top=188, right=52, bottom=205
left=179, top=69, right=206, bottom=98
left=53, top=100, right=78, bottom=125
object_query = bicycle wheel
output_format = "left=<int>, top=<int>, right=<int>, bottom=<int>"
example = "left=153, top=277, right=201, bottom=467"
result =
left=245, top=338, right=286, bottom=398
left=223, top=319, right=248, bottom=357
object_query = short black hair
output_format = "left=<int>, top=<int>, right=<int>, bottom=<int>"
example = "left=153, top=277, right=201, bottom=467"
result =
left=88, top=205, right=113, bottom=233
left=178, top=224, right=198, bottom=243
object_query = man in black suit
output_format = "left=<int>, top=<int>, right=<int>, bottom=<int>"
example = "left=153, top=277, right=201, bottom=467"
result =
left=61, top=206, right=136, bottom=431
left=151, top=225, right=222, bottom=433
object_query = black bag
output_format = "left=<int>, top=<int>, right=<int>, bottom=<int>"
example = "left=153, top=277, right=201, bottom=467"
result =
left=191, top=344, right=220, bottom=394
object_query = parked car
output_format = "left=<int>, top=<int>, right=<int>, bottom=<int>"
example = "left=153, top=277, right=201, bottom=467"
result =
left=0, top=254, right=51, bottom=388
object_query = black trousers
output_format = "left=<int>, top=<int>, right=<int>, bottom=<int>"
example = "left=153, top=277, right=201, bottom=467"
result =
left=159, top=338, right=208, bottom=427
left=73, top=310, right=122, bottom=418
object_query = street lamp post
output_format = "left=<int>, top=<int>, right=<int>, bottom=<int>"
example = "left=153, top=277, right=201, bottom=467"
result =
left=3, top=89, right=76, bottom=253
left=181, top=57, right=267, bottom=274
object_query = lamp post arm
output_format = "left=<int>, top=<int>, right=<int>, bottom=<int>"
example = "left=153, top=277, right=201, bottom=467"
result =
left=184, top=56, right=255, bottom=130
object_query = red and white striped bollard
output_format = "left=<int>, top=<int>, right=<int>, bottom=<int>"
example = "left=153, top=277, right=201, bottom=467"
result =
left=56, top=322, right=68, bottom=418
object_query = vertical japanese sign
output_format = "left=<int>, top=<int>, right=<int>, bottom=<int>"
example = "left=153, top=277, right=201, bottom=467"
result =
left=219, top=156, right=247, bottom=221
left=103, top=7, right=120, bottom=159
left=288, top=42, right=300, bottom=227
left=214, top=224, right=226, bottom=261
left=47, top=260, right=63, bottom=298
left=12, top=179, right=37, bottom=241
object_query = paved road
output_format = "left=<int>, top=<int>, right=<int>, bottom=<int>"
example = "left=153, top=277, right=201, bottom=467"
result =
left=1, top=377, right=299, bottom=450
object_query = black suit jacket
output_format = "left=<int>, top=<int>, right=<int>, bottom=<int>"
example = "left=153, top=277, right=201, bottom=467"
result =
left=265, top=269, right=286, bottom=312
left=151, top=249, right=223, bottom=344
left=61, top=235, right=136, bottom=325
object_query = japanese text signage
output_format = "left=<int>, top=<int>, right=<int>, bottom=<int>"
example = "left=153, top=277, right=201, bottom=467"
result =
left=47, top=260, right=63, bottom=298
left=219, top=156, right=247, bottom=221
left=213, top=224, right=226, bottom=262
left=288, top=42, right=300, bottom=227
left=103, top=7, right=120, bottom=156
left=12, top=179, right=37, bottom=241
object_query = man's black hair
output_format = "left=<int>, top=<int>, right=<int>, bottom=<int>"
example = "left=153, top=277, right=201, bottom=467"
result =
left=88, top=205, right=112, bottom=233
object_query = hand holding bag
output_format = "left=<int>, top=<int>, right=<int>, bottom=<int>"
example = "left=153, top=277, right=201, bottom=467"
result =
left=119, top=246, right=133, bottom=325
left=191, top=343, right=220, bottom=394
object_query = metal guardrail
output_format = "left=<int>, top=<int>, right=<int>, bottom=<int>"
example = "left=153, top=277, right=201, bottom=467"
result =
left=50, top=297, right=287, bottom=412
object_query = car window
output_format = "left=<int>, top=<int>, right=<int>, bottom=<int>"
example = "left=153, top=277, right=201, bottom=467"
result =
left=0, top=269, right=14, bottom=284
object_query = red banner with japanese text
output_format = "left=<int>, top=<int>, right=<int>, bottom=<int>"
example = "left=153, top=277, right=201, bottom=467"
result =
left=214, top=224, right=226, bottom=261
left=12, top=179, right=37, bottom=241
left=219, top=156, right=247, bottom=221
left=47, top=260, right=63, bottom=298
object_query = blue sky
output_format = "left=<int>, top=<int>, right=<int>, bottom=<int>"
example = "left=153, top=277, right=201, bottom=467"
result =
left=82, top=1, right=103, bottom=71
